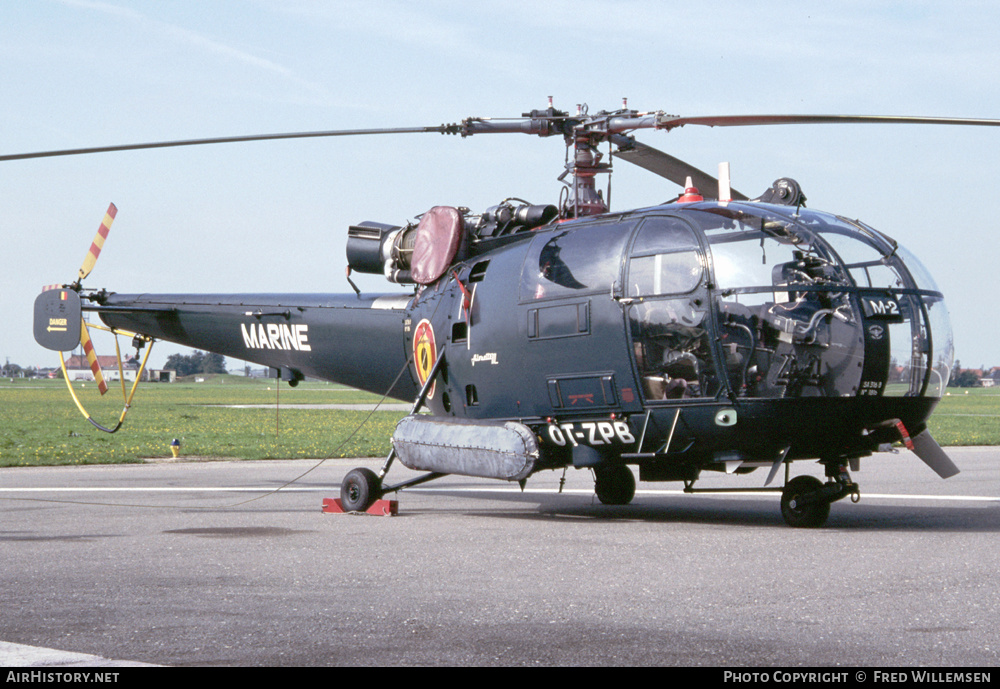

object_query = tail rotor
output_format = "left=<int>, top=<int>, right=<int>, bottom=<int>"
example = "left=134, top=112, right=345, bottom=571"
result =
left=33, top=203, right=153, bottom=432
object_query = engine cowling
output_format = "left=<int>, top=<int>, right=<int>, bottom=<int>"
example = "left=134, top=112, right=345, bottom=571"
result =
left=346, top=201, right=558, bottom=284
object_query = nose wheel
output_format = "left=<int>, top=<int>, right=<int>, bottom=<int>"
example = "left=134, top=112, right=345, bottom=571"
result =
left=780, top=475, right=830, bottom=527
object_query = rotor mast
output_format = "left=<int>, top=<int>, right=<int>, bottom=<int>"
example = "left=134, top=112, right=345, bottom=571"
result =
left=457, top=98, right=661, bottom=219
left=562, top=104, right=612, bottom=218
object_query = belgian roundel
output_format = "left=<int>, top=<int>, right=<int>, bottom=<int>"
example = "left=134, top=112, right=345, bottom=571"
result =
left=412, top=318, right=437, bottom=399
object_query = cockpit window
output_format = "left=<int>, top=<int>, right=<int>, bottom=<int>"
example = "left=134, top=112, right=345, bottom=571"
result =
left=693, top=207, right=849, bottom=291
left=808, top=220, right=905, bottom=289
left=519, top=220, right=634, bottom=301
left=629, top=253, right=703, bottom=296
left=691, top=206, right=864, bottom=398
left=893, top=243, right=943, bottom=293
left=624, top=216, right=717, bottom=399
left=630, top=215, right=700, bottom=254
left=627, top=216, right=703, bottom=297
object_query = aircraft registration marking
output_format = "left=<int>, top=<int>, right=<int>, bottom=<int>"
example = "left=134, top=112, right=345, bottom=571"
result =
left=544, top=421, right=636, bottom=447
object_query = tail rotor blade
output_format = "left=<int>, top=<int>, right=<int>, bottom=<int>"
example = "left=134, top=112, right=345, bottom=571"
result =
left=78, top=203, right=117, bottom=282
left=79, top=320, right=109, bottom=396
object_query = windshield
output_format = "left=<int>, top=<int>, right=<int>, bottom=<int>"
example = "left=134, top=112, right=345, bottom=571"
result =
left=679, top=204, right=951, bottom=398
left=812, top=214, right=952, bottom=396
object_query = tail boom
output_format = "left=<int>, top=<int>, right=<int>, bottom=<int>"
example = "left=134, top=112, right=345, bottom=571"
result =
left=97, top=292, right=418, bottom=399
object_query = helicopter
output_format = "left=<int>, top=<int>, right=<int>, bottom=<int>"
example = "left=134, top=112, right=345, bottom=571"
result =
left=20, top=100, right=1000, bottom=527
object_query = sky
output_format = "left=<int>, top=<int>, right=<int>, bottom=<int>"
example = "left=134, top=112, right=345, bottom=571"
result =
left=3, top=0, right=999, bottom=372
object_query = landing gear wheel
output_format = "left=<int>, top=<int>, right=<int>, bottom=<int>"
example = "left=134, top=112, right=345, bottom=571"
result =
left=594, top=465, right=636, bottom=505
left=781, top=475, right=830, bottom=528
left=340, top=467, right=382, bottom=512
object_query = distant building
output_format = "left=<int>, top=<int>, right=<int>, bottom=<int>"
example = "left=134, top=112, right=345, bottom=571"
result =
left=63, top=355, right=175, bottom=383
left=64, top=355, right=138, bottom=383
left=148, top=369, right=177, bottom=383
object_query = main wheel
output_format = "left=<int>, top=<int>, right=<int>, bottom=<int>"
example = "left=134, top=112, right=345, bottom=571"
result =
left=340, top=467, right=382, bottom=512
left=594, top=465, right=636, bottom=505
left=780, top=475, right=830, bottom=528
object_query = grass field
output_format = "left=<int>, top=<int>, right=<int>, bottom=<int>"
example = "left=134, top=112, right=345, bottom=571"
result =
left=0, top=377, right=406, bottom=467
left=1, top=378, right=997, bottom=467
left=925, top=388, right=1000, bottom=446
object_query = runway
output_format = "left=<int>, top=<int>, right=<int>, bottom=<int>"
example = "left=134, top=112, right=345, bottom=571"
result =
left=1, top=447, right=998, bottom=667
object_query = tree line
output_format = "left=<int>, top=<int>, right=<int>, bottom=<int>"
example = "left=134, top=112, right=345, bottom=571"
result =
left=162, top=351, right=227, bottom=377
left=950, top=361, right=997, bottom=388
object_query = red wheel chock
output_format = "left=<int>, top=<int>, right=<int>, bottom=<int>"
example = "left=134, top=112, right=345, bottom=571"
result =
left=322, top=498, right=398, bottom=516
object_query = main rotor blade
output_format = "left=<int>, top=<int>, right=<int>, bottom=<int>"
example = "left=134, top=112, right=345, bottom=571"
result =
left=0, top=125, right=455, bottom=162
left=658, top=114, right=1000, bottom=131
left=614, top=140, right=749, bottom=200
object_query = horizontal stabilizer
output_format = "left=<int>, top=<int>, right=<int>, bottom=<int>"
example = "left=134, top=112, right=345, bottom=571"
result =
left=910, top=429, right=960, bottom=479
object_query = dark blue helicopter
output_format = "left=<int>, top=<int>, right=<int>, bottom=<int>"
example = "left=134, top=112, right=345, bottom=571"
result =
left=24, top=102, right=998, bottom=526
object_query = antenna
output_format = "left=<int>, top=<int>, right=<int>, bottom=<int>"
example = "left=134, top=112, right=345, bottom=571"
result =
left=718, top=162, right=732, bottom=202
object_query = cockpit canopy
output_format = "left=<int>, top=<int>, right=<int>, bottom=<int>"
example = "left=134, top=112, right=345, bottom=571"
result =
left=519, top=201, right=952, bottom=400
left=694, top=203, right=951, bottom=399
